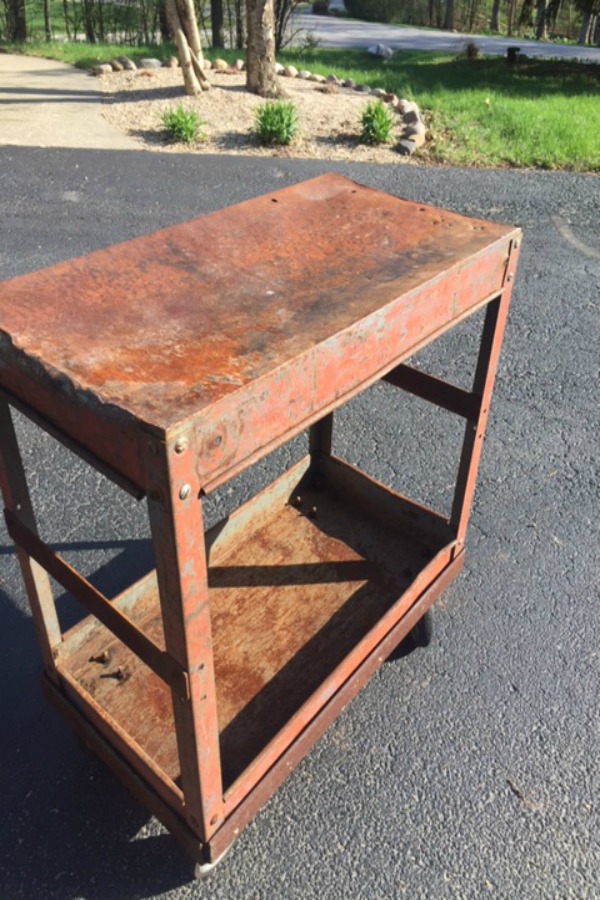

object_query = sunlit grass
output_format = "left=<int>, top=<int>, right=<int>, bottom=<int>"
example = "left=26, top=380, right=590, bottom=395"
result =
left=2, top=41, right=598, bottom=170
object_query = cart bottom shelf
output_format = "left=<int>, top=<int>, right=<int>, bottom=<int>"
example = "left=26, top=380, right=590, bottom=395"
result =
left=58, top=460, right=455, bottom=793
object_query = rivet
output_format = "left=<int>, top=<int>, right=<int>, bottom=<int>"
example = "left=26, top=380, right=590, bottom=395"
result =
left=309, top=506, right=318, bottom=518
left=507, top=272, right=513, bottom=282
left=179, top=484, right=191, bottom=500
left=292, top=495, right=302, bottom=507
left=210, top=815, right=218, bottom=826
left=514, top=239, right=519, bottom=249
left=213, top=435, right=222, bottom=447
left=174, top=438, right=188, bottom=454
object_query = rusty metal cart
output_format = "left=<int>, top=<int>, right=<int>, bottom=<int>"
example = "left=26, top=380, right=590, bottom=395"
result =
left=0, top=175, right=520, bottom=873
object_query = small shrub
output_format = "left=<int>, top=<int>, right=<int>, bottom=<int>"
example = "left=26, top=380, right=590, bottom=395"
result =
left=300, top=30, right=323, bottom=50
left=463, top=41, right=481, bottom=59
left=254, top=100, right=298, bottom=146
left=162, top=104, right=204, bottom=143
left=312, top=0, right=330, bottom=13
left=360, top=99, right=393, bottom=145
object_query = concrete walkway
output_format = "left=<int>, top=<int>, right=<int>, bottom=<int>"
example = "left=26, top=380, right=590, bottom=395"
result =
left=0, top=53, right=138, bottom=149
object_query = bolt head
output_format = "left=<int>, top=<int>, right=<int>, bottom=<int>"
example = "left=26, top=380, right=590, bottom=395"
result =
left=174, top=438, right=188, bottom=454
left=179, top=483, right=191, bottom=500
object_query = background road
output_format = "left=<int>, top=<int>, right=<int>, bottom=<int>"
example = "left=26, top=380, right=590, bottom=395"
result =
left=0, top=148, right=598, bottom=899
left=296, top=5, right=600, bottom=63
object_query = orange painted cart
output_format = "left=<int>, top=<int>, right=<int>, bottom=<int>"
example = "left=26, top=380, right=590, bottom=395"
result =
left=0, top=175, right=520, bottom=873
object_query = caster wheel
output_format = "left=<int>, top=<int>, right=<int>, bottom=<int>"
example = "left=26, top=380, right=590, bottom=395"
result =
left=409, top=609, right=433, bottom=648
left=194, top=845, right=231, bottom=879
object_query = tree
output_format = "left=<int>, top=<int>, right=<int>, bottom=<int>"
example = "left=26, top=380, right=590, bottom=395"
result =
left=246, top=0, right=281, bottom=97
left=5, top=0, right=26, bottom=39
left=211, top=0, right=225, bottom=47
left=444, top=0, right=455, bottom=28
left=575, top=0, right=600, bottom=42
left=274, top=0, right=304, bottom=48
left=489, top=0, right=501, bottom=30
left=166, top=0, right=210, bottom=95
left=535, top=0, right=547, bottom=37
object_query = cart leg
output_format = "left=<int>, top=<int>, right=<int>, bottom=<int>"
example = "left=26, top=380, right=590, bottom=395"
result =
left=450, top=285, right=514, bottom=548
left=309, top=412, right=333, bottom=473
left=309, top=413, right=333, bottom=493
left=145, top=436, right=224, bottom=845
left=0, top=398, right=61, bottom=676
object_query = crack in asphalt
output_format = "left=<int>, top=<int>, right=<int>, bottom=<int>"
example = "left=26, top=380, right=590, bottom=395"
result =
left=552, top=215, right=600, bottom=260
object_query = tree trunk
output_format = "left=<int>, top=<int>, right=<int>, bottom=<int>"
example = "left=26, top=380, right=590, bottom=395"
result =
left=166, top=0, right=210, bottom=95
left=82, top=0, right=96, bottom=43
left=62, top=0, right=71, bottom=39
left=211, top=0, right=225, bottom=46
left=246, top=0, right=280, bottom=97
left=507, top=0, right=516, bottom=34
left=577, top=10, right=591, bottom=43
left=158, top=0, right=172, bottom=41
left=235, top=0, right=246, bottom=47
left=43, top=0, right=51, bottom=39
left=535, top=0, right=546, bottom=38
left=444, top=0, right=454, bottom=30
left=9, top=0, right=27, bottom=40
left=489, top=0, right=501, bottom=31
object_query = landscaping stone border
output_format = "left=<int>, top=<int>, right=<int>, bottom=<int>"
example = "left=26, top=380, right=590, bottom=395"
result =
left=93, top=56, right=428, bottom=156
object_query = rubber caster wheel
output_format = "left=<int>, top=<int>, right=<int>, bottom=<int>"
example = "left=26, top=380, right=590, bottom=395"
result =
left=409, top=609, right=433, bottom=648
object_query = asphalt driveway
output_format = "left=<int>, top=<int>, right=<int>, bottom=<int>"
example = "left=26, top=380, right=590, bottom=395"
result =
left=0, top=148, right=598, bottom=899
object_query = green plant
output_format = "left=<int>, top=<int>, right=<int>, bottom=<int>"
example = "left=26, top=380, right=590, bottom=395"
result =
left=161, top=104, right=204, bottom=143
left=360, top=99, right=394, bottom=144
left=462, top=40, right=481, bottom=59
left=254, top=100, right=299, bottom=146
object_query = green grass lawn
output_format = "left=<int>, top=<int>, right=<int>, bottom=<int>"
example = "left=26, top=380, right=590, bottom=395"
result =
left=2, top=41, right=599, bottom=170
left=281, top=49, right=600, bottom=171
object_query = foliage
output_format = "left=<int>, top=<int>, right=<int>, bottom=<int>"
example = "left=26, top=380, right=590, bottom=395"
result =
left=1, top=0, right=598, bottom=46
left=344, top=0, right=399, bottom=22
left=254, top=99, right=299, bottom=145
left=299, top=29, right=323, bottom=49
left=161, top=103, right=205, bottom=142
left=274, top=0, right=305, bottom=49
left=312, top=0, right=331, bottom=13
left=360, top=99, right=394, bottom=143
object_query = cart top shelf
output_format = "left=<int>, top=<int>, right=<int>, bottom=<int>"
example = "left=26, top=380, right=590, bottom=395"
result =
left=0, top=174, right=519, bottom=487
